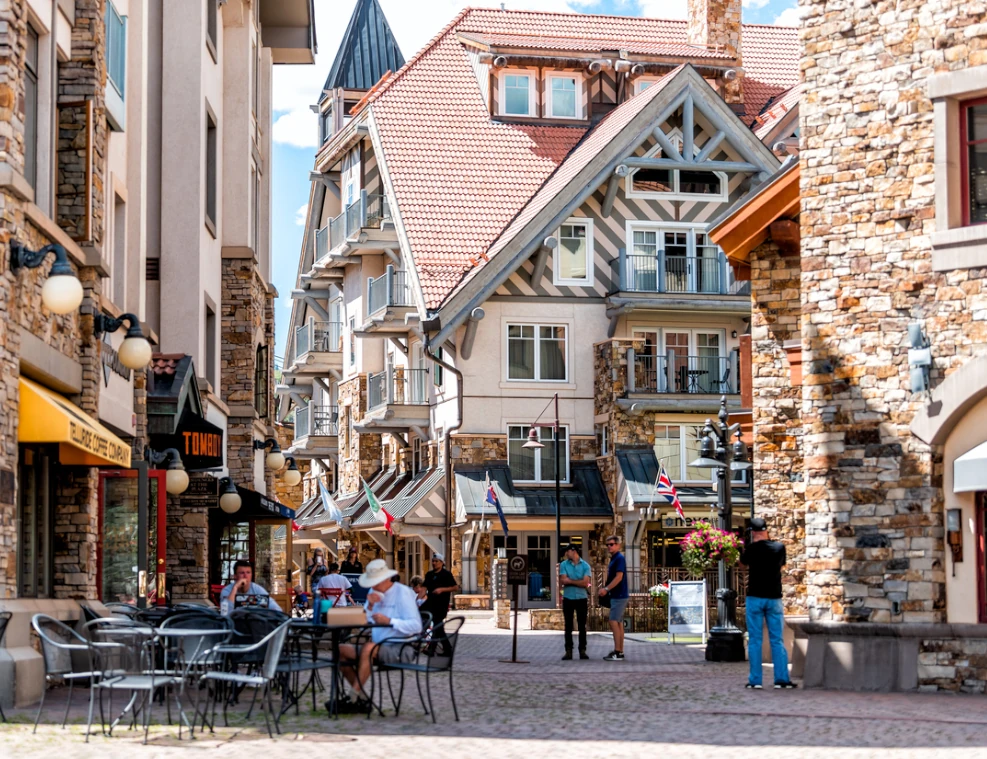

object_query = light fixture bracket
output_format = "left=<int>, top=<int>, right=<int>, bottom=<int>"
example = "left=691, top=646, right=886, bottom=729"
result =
left=94, top=312, right=145, bottom=340
left=10, top=241, right=74, bottom=276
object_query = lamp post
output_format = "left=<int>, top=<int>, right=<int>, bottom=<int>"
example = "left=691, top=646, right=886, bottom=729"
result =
left=218, top=477, right=242, bottom=514
left=94, top=313, right=153, bottom=370
left=689, top=395, right=752, bottom=663
left=522, top=393, right=561, bottom=606
left=254, top=437, right=285, bottom=471
left=9, top=242, right=84, bottom=314
left=282, top=456, right=302, bottom=487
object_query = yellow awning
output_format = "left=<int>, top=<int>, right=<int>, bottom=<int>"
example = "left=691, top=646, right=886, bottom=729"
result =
left=18, top=377, right=132, bottom=468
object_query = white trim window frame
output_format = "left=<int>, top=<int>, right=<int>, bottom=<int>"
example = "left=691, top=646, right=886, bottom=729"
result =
left=625, top=128, right=729, bottom=203
left=506, top=323, right=568, bottom=382
left=554, top=217, right=594, bottom=286
left=653, top=423, right=708, bottom=484
left=546, top=71, right=582, bottom=120
left=625, top=220, right=726, bottom=295
left=635, top=77, right=663, bottom=95
left=499, top=69, right=537, bottom=117
left=508, top=424, right=570, bottom=484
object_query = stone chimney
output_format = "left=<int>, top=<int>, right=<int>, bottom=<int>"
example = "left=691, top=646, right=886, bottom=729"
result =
left=687, top=0, right=743, bottom=106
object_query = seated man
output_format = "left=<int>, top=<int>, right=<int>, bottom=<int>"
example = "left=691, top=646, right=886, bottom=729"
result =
left=315, top=562, right=353, bottom=605
left=336, top=559, right=422, bottom=706
left=219, top=559, right=282, bottom=614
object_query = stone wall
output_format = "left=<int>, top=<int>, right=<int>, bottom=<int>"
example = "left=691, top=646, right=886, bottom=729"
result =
left=53, top=468, right=99, bottom=598
left=918, top=636, right=987, bottom=694
left=166, top=473, right=211, bottom=601
left=337, top=374, right=381, bottom=494
left=749, top=239, right=806, bottom=614
left=686, top=0, right=742, bottom=104
left=798, top=0, right=966, bottom=624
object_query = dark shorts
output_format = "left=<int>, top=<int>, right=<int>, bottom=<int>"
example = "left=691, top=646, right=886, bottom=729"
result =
left=608, top=597, right=629, bottom=622
left=376, top=642, right=416, bottom=665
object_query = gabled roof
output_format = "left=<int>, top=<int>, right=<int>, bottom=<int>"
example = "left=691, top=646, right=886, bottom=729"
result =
left=323, top=0, right=404, bottom=93
left=754, top=83, right=802, bottom=140
left=367, top=8, right=798, bottom=311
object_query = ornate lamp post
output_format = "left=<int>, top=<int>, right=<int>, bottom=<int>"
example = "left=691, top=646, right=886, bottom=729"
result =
left=522, top=393, right=562, bottom=606
left=254, top=437, right=286, bottom=471
left=689, top=396, right=752, bottom=662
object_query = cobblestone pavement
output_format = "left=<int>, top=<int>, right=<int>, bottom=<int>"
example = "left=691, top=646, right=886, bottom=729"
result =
left=2, top=614, right=985, bottom=758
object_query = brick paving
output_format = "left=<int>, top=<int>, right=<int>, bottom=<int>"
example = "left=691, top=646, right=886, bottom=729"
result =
left=1, top=614, right=985, bottom=758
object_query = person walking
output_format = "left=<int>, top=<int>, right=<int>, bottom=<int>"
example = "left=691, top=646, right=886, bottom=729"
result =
left=741, top=517, right=796, bottom=690
left=307, top=548, right=329, bottom=590
left=558, top=543, right=592, bottom=660
left=598, top=535, right=628, bottom=661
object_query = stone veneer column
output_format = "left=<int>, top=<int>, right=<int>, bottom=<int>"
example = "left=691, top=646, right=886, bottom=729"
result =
left=749, top=239, right=805, bottom=613
left=686, top=0, right=743, bottom=104
left=799, top=0, right=956, bottom=623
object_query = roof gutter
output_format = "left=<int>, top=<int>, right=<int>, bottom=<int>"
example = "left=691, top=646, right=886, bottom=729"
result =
left=424, top=341, right=462, bottom=562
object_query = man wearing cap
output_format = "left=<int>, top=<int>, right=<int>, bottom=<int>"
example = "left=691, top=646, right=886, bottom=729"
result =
left=422, top=553, right=458, bottom=656
left=741, top=517, right=796, bottom=690
left=335, top=559, right=422, bottom=708
left=559, top=543, right=592, bottom=660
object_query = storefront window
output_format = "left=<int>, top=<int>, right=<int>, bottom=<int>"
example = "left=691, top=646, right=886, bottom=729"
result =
left=526, top=535, right=552, bottom=603
left=219, top=522, right=250, bottom=585
left=101, top=476, right=141, bottom=604
left=493, top=534, right=518, bottom=558
left=17, top=446, right=53, bottom=598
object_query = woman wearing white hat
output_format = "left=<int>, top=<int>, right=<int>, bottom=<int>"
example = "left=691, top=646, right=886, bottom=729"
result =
left=335, top=558, right=422, bottom=706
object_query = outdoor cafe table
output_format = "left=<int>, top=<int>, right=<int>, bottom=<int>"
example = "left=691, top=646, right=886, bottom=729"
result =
left=286, top=618, right=392, bottom=718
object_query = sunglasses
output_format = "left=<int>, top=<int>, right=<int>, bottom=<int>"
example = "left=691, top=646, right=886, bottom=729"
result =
left=606, top=542, right=617, bottom=547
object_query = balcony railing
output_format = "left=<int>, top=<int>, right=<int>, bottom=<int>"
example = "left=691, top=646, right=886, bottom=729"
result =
left=618, top=249, right=739, bottom=295
left=368, top=368, right=429, bottom=411
left=295, top=320, right=343, bottom=359
left=628, top=350, right=738, bottom=394
left=294, top=404, right=339, bottom=442
left=367, top=266, right=412, bottom=316
left=317, top=190, right=394, bottom=260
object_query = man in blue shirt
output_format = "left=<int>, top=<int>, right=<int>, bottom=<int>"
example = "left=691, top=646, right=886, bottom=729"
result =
left=558, top=543, right=592, bottom=660
left=598, top=535, right=628, bottom=661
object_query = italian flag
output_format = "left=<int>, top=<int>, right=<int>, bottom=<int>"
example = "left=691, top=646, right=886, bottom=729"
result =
left=362, top=478, right=394, bottom=534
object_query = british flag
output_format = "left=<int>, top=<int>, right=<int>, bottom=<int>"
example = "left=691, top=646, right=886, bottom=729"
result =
left=656, top=464, right=685, bottom=521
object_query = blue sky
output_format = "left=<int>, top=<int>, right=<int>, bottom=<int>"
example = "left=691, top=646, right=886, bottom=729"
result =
left=270, top=0, right=799, bottom=359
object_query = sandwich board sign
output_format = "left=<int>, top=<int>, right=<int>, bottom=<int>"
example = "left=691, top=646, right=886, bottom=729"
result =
left=667, top=580, right=707, bottom=644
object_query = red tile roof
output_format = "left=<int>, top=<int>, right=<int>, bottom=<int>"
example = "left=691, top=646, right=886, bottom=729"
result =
left=150, top=353, right=185, bottom=376
left=459, top=31, right=733, bottom=59
left=754, top=83, right=803, bottom=139
left=368, top=9, right=798, bottom=310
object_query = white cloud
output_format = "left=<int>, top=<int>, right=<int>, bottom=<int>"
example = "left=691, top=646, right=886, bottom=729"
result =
left=636, top=0, right=688, bottom=20
left=742, top=0, right=770, bottom=8
left=273, top=108, right=320, bottom=149
left=294, top=203, right=308, bottom=226
left=773, top=5, right=800, bottom=25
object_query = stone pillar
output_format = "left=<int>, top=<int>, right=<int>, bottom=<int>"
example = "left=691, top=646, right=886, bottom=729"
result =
left=686, top=0, right=743, bottom=104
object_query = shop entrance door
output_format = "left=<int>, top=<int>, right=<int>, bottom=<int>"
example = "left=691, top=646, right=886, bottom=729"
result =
left=978, top=494, right=987, bottom=624
left=253, top=519, right=292, bottom=613
left=524, top=534, right=553, bottom=608
left=98, top=467, right=166, bottom=608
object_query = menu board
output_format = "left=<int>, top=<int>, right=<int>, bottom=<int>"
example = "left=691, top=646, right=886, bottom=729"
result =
left=667, top=580, right=707, bottom=643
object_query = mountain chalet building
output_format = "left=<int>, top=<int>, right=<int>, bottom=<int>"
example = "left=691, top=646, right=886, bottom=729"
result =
left=282, top=0, right=799, bottom=609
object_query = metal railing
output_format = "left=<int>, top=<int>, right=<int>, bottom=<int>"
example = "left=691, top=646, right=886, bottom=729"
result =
left=294, top=404, right=339, bottom=442
left=619, top=249, right=730, bottom=294
left=314, top=225, right=329, bottom=260
left=368, top=368, right=429, bottom=410
left=367, top=266, right=412, bottom=316
left=629, top=351, right=737, bottom=394
left=323, top=190, right=394, bottom=258
left=364, top=193, right=390, bottom=228
left=295, top=320, right=343, bottom=359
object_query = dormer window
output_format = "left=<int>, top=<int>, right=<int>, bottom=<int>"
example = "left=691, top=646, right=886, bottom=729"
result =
left=547, top=73, right=581, bottom=119
left=626, top=128, right=728, bottom=202
left=501, top=70, right=534, bottom=116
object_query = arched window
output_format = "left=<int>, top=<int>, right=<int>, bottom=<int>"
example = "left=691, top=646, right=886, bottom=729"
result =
left=254, top=344, right=269, bottom=418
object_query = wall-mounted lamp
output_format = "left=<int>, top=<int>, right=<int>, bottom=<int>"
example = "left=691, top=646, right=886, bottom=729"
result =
left=731, top=330, right=738, bottom=339
left=282, top=456, right=302, bottom=487
left=946, top=508, right=963, bottom=565
left=908, top=323, right=932, bottom=394
left=254, top=437, right=285, bottom=471
left=10, top=242, right=84, bottom=314
left=147, top=447, right=189, bottom=495
left=94, top=313, right=153, bottom=370
left=218, top=477, right=242, bottom=514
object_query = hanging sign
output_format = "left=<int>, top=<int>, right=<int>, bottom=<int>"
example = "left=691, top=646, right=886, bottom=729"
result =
left=150, top=409, right=224, bottom=471
left=667, top=579, right=707, bottom=644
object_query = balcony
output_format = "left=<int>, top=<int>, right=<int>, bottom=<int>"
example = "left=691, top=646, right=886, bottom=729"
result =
left=356, top=367, right=430, bottom=433
left=288, top=320, right=343, bottom=376
left=287, top=403, right=339, bottom=459
left=361, top=266, right=415, bottom=334
left=628, top=352, right=738, bottom=395
left=313, top=191, right=395, bottom=269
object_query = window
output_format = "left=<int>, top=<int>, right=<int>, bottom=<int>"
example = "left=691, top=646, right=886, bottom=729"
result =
left=205, top=304, right=217, bottom=388
left=501, top=71, right=534, bottom=116
left=205, top=108, right=217, bottom=233
left=105, top=1, right=126, bottom=96
left=626, top=129, right=727, bottom=201
left=251, top=40, right=259, bottom=119
left=636, top=79, right=660, bottom=94
left=24, top=26, right=39, bottom=191
left=320, top=108, right=332, bottom=144
left=254, top=344, right=269, bottom=418
left=962, top=99, right=987, bottom=225
left=555, top=218, right=593, bottom=285
left=508, top=425, right=569, bottom=483
left=548, top=74, right=579, bottom=119
left=626, top=224, right=726, bottom=294
left=596, top=423, right=609, bottom=456
left=112, top=193, right=126, bottom=307
left=18, top=446, right=53, bottom=598
left=205, top=0, right=218, bottom=56
left=507, top=324, right=567, bottom=381
left=349, top=317, right=356, bottom=365
left=433, top=346, right=444, bottom=388
left=654, top=424, right=708, bottom=483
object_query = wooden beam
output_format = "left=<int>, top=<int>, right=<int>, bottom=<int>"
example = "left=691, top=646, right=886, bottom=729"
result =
left=388, top=336, right=408, bottom=356
left=695, top=131, right=726, bottom=163
left=770, top=219, right=801, bottom=255
left=313, top=377, right=333, bottom=396
left=601, top=166, right=628, bottom=218
left=530, top=236, right=557, bottom=285
left=620, top=157, right=759, bottom=173
left=651, top=127, right=683, bottom=163
left=682, top=93, right=694, bottom=161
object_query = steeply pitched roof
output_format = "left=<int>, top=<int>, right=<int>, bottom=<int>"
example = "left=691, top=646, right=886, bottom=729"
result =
left=323, top=0, right=405, bottom=93
left=368, top=8, right=798, bottom=310
left=754, top=82, right=802, bottom=139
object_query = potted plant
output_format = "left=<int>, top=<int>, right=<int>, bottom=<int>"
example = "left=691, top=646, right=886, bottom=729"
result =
left=681, top=521, right=742, bottom=578
left=648, top=582, right=669, bottom=601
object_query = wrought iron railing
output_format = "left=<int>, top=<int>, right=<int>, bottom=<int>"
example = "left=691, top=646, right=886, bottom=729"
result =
left=367, top=266, right=412, bottom=316
left=368, top=368, right=429, bottom=410
left=629, top=351, right=737, bottom=394
left=293, top=404, right=339, bottom=442
left=619, top=249, right=729, bottom=294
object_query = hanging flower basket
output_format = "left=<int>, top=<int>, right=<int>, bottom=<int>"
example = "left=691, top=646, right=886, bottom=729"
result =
left=681, top=521, right=742, bottom=578
left=649, top=583, right=669, bottom=600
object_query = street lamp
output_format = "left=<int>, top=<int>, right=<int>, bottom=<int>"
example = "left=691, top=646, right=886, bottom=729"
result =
left=254, top=437, right=285, bottom=471
left=10, top=242, right=85, bottom=315
left=688, top=395, right=752, bottom=663
left=147, top=447, right=189, bottom=495
left=94, top=313, right=153, bottom=370
left=522, top=393, right=562, bottom=605
left=218, top=477, right=242, bottom=514
left=282, top=456, right=302, bottom=487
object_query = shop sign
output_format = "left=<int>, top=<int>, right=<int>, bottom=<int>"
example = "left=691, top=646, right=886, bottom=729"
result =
left=69, top=419, right=132, bottom=468
left=662, top=511, right=718, bottom=529
left=507, top=554, right=528, bottom=585
left=101, top=332, right=132, bottom=386
left=150, top=410, right=224, bottom=471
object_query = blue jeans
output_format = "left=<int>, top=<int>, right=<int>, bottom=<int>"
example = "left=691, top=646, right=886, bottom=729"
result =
left=746, top=596, right=790, bottom=686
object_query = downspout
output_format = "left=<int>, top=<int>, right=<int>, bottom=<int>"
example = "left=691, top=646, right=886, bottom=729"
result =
left=424, top=341, right=463, bottom=564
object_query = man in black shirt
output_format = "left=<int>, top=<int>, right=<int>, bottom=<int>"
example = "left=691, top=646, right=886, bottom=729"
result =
left=422, top=553, right=458, bottom=655
left=740, top=518, right=796, bottom=690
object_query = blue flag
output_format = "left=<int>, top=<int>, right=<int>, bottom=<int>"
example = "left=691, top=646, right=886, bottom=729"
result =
left=319, top=478, right=343, bottom=524
left=485, top=471, right=509, bottom=538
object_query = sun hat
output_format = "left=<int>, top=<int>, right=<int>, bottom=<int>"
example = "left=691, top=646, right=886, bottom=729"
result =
left=358, top=558, right=399, bottom=588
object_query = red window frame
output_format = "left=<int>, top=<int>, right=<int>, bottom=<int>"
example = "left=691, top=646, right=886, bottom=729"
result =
left=977, top=494, right=987, bottom=624
left=959, top=96, right=987, bottom=227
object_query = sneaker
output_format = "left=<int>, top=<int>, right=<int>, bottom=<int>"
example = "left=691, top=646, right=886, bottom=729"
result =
left=745, top=683, right=762, bottom=690
left=579, top=651, right=589, bottom=660
left=603, top=651, right=624, bottom=661
left=774, top=682, right=797, bottom=689
left=561, top=651, right=572, bottom=660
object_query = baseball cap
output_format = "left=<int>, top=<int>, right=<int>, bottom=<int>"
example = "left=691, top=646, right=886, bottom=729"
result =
left=750, top=517, right=767, bottom=531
